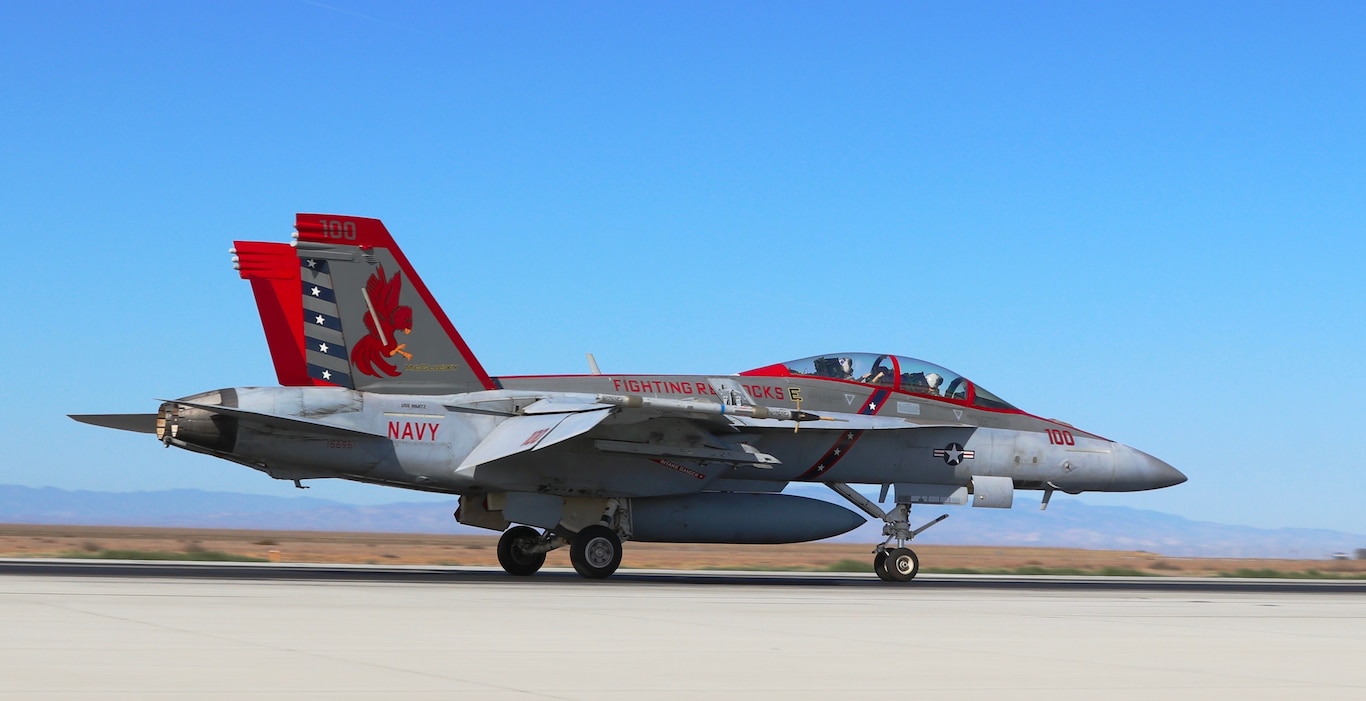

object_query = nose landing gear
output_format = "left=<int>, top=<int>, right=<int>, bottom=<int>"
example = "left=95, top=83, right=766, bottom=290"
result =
left=827, top=483, right=946, bottom=582
left=874, top=547, right=920, bottom=582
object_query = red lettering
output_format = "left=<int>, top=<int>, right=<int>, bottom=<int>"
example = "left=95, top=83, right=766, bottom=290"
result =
left=666, top=381, right=682, bottom=394
left=389, top=421, right=441, bottom=441
left=681, top=382, right=693, bottom=394
left=522, top=428, right=550, bottom=446
left=626, top=379, right=641, bottom=392
left=612, top=378, right=622, bottom=391
left=775, top=387, right=786, bottom=401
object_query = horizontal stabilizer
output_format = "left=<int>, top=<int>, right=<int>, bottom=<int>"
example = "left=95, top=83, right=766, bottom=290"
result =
left=69, top=414, right=158, bottom=434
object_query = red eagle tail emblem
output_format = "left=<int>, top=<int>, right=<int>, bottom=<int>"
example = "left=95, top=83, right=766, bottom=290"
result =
left=351, top=265, right=415, bottom=378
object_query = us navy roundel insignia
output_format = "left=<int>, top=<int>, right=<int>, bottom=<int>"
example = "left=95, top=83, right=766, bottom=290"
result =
left=933, top=442, right=975, bottom=466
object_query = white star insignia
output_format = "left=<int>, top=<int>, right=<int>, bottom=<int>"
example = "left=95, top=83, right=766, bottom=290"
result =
left=310, top=286, right=321, bottom=297
left=321, top=370, right=332, bottom=380
left=846, top=432, right=855, bottom=440
left=833, top=448, right=842, bottom=456
left=815, top=464, right=826, bottom=472
left=314, top=314, right=325, bottom=325
left=868, top=402, right=877, bottom=411
left=306, top=259, right=317, bottom=268
left=319, top=343, right=330, bottom=353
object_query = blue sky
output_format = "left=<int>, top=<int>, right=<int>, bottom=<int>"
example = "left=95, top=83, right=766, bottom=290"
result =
left=2, top=1, right=1362, bottom=533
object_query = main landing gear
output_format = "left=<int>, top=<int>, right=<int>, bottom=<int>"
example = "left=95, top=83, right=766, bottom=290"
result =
left=568, top=525, right=623, bottom=579
left=496, top=526, right=550, bottom=576
left=495, top=502, right=627, bottom=579
left=827, top=483, right=947, bottom=583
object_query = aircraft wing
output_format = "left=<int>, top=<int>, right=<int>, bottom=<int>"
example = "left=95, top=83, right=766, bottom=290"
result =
left=450, top=392, right=787, bottom=472
left=451, top=390, right=981, bottom=474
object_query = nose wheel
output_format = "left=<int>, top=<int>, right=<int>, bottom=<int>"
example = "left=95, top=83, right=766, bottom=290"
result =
left=874, top=547, right=919, bottom=582
left=827, top=482, right=943, bottom=583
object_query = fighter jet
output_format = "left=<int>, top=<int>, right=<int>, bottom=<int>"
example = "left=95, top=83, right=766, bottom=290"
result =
left=72, top=214, right=1186, bottom=581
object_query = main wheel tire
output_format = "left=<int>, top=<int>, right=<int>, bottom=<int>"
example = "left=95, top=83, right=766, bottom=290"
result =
left=873, top=551, right=895, bottom=582
left=497, top=526, right=547, bottom=576
left=570, top=525, right=623, bottom=579
left=886, top=547, right=919, bottom=582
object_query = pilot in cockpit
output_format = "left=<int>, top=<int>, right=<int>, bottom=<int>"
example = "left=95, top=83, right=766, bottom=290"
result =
left=902, top=370, right=943, bottom=396
left=813, top=357, right=855, bottom=380
left=860, top=358, right=895, bottom=385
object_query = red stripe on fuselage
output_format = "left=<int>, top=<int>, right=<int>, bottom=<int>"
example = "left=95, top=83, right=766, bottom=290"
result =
left=796, top=388, right=891, bottom=480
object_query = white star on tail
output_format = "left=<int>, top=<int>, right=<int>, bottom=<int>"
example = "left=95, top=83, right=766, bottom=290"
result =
left=321, top=370, right=332, bottom=380
left=319, top=343, right=330, bottom=353
left=310, top=286, right=321, bottom=297
left=314, top=314, right=325, bottom=325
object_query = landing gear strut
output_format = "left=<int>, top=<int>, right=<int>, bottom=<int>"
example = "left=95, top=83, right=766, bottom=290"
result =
left=828, top=483, right=945, bottom=582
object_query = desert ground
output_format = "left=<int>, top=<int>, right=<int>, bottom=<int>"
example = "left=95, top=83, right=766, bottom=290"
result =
left=3, top=523, right=1364, bottom=577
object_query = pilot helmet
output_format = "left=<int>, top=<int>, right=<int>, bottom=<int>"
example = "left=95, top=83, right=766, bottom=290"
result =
left=925, top=372, right=942, bottom=389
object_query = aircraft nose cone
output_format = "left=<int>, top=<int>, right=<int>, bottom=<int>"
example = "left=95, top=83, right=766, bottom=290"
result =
left=1113, top=444, right=1187, bottom=491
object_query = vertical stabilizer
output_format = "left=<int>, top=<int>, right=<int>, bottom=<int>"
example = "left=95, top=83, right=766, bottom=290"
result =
left=232, top=240, right=324, bottom=386
left=290, top=214, right=497, bottom=394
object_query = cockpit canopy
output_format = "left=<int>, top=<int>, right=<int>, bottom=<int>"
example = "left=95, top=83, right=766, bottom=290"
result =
left=745, top=352, right=1017, bottom=411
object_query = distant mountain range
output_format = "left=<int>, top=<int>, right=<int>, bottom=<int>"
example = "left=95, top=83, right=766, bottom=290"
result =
left=2, top=484, right=1361, bottom=560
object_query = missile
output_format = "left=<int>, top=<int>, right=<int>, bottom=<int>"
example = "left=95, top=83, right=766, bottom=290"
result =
left=593, top=393, right=826, bottom=422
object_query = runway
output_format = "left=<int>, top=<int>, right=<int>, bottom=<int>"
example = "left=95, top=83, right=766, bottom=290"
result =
left=3, top=561, right=1365, bottom=699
